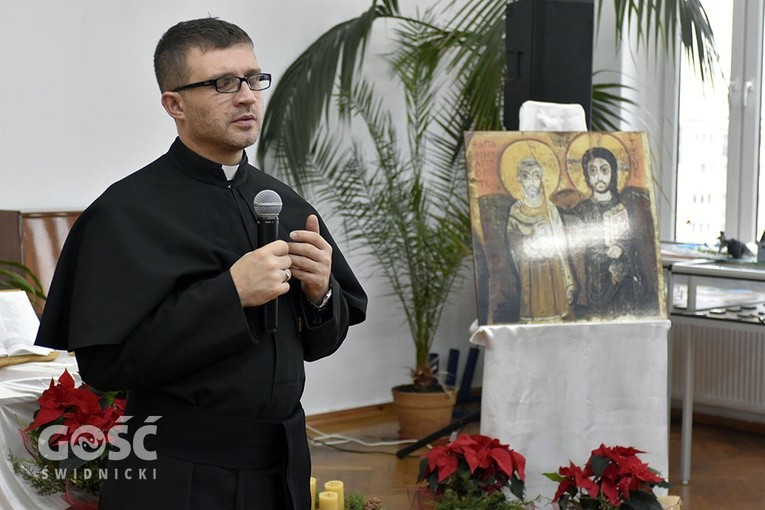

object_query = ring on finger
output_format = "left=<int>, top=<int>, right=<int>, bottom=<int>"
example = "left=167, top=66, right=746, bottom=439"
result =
left=283, top=268, right=291, bottom=283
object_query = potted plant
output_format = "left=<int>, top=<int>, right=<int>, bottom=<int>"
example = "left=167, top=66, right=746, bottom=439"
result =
left=416, top=433, right=530, bottom=509
left=9, top=369, right=126, bottom=508
left=543, top=444, right=669, bottom=510
left=257, top=0, right=719, bottom=436
left=295, top=11, right=473, bottom=437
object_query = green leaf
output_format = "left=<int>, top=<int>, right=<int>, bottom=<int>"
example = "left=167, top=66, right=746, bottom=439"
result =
left=509, top=474, right=525, bottom=500
left=623, top=489, right=663, bottom=510
left=590, top=454, right=611, bottom=478
left=256, top=0, right=720, bottom=380
left=0, top=262, right=46, bottom=300
left=257, top=1, right=402, bottom=192
left=602, top=0, right=720, bottom=83
left=542, top=471, right=564, bottom=482
left=591, top=81, right=639, bottom=131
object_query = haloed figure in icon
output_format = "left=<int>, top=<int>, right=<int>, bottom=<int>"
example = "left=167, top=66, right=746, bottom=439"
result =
left=506, top=157, right=575, bottom=323
left=571, top=147, right=657, bottom=319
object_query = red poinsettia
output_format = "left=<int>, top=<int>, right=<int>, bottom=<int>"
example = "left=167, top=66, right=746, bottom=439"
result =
left=418, top=434, right=526, bottom=501
left=26, top=369, right=125, bottom=446
left=12, top=369, right=127, bottom=500
left=545, top=444, right=669, bottom=510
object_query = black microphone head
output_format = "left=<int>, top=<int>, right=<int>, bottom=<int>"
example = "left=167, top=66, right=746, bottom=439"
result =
left=253, top=189, right=282, bottom=219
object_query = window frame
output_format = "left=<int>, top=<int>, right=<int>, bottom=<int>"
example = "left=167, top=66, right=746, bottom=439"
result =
left=725, top=0, right=765, bottom=241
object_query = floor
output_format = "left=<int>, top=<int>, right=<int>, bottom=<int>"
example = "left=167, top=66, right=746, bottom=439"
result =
left=307, top=407, right=765, bottom=509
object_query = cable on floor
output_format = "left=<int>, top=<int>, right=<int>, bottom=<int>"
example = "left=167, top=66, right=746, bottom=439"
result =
left=306, top=423, right=418, bottom=448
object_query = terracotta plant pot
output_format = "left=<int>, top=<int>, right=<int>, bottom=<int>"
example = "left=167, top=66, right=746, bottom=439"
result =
left=391, top=385, right=457, bottom=440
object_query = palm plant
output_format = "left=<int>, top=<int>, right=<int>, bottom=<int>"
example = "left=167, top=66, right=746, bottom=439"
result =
left=0, top=259, right=46, bottom=314
left=0, top=260, right=45, bottom=300
left=258, top=0, right=718, bottom=189
left=304, top=13, right=473, bottom=387
left=256, top=0, right=718, bottom=387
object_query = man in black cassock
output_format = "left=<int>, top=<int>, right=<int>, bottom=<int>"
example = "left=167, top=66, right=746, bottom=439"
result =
left=35, top=18, right=367, bottom=510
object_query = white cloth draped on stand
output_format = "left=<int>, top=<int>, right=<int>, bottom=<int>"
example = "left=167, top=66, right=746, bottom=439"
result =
left=471, top=320, right=670, bottom=502
left=0, top=353, right=80, bottom=510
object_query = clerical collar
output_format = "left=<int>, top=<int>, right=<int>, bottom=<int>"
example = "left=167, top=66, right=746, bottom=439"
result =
left=169, top=137, right=248, bottom=188
left=221, top=164, right=239, bottom=181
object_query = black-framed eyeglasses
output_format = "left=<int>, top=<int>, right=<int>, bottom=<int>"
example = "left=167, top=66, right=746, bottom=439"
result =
left=173, top=73, right=272, bottom=93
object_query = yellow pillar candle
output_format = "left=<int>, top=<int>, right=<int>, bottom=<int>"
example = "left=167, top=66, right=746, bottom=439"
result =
left=318, top=490, right=338, bottom=510
left=310, top=477, right=316, bottom=509
left=324, top=480, right=344, bottom=509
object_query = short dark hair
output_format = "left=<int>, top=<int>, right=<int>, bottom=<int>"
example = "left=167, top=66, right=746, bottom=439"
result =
left=154, top=18, right=253, bottom=92
left=581, top=146, right=619, bottom=194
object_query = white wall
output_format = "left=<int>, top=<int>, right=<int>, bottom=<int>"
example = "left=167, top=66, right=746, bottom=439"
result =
left=591, top=2, right=680, bottom=241
left=0, top=1, right=367, bottom=210
left=0, top=0, right=481, bottom=415
left=2, top=2, right=674, bottom=416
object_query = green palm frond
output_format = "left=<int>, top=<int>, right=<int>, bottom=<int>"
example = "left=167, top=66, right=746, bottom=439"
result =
left=310, top=71, right=471, bottom=374
left=0, top=260, right=46, bottom=300
left=601, top=0, right=719, bottom=81
left=591, top=81, right=639, bottom=131
left=257, top=0, right=719, bottom=379
left=260, top=0, right=718, bottom=190
left=438, top=0, right=507, bottom=131
left=257, top=0, right=402, bottom=191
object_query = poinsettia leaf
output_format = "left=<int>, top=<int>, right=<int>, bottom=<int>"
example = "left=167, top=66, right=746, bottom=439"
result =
left=417, top=456, right=429, bottom=481
left=437, top=454, right=459, bottom=482
left=509, top=474, right=525, bottom=500
left=428, top=473, right=440, bottom=493
left=623, top=489, right=663, bottom=510
left=488, top=447, right=515, bottom=477
left=456, top=463, right=472, bottom=484
left=27, top=406, right=64, bottom=430
left=58, top=369, right=75, bottom=390
left=462, top=447, right=481, bottom=473
left=613, top=445, right=643, bottom=456
left=601, top=478, right=621, bottom=506
left=511, top=449, right=526, bottom=480
left=647, top=467, right=670, bottom=487
left=590, top=454, right=611, bottom=478
left=60, top=454, right=90, bottom=471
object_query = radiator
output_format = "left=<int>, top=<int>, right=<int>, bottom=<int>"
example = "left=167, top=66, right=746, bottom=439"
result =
left=670, top=321, right=765, bottom=421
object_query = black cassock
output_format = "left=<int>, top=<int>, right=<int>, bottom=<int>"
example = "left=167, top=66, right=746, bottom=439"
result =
left=36, top=139, right=367, bottom=510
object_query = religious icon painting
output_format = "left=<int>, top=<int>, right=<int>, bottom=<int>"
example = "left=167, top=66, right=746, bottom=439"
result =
left=464, top=131, right=666, bottom=325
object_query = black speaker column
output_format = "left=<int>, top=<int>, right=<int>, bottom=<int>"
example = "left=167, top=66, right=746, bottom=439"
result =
left=504, top=0, right=595, bottom=130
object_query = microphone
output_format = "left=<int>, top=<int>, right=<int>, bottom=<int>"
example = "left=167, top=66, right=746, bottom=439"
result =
left=253, top=189, right=283, bottom=333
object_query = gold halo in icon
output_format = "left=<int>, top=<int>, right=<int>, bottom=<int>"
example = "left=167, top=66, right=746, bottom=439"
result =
left=567, top=133, right=630, bottom=196
left=500, top=139, right=561, bottom=201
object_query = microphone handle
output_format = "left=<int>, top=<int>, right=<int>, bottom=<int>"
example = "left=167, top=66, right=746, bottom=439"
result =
left=257, top=217, right=279, bottom=333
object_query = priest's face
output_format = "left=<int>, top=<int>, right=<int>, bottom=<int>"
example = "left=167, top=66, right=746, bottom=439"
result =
left=172, top=43, right=263, bottom=165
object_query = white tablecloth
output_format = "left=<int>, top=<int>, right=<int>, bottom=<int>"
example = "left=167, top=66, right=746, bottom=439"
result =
left=0, top=353, right=81, bottom=510
left=471, top=320, right=670, bottom=502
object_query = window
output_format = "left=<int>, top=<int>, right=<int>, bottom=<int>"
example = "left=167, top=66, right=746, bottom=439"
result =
left=675, top=2, right=733, bottom=243
left=675, top=1, right=765, bottom=245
